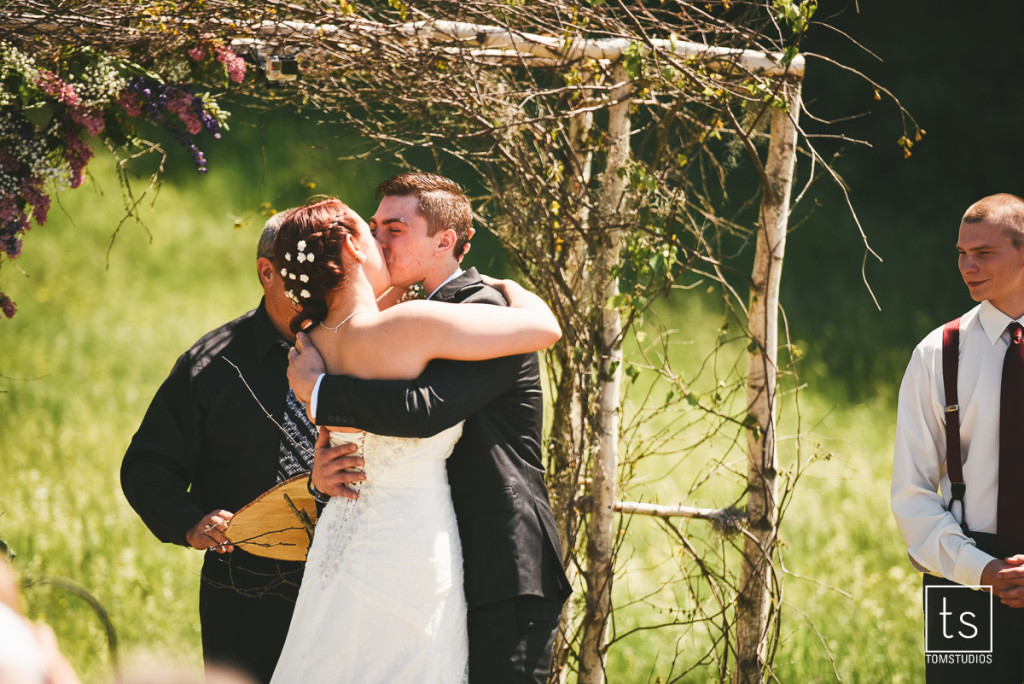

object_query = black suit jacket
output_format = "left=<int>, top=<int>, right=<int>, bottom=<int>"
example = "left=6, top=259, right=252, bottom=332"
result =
left=316, top=268, right=571, bottom=608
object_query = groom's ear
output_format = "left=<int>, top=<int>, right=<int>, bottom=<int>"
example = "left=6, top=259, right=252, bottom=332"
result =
left=457, top=227, right=476, bottom=262
left=434, top=228, right=457, bottom=254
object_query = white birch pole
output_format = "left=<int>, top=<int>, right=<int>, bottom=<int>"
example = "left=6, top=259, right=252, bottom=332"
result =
left=579, top=63, right=631, bottom=684
left=734, top=80, right=802, bottom=684
left=550, top=105, right=594, bottom=683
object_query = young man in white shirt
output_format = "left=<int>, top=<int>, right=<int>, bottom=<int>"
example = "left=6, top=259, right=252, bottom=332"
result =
left=893, top=193, right=1024, bottom=681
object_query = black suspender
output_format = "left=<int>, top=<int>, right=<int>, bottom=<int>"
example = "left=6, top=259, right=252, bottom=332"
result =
left=942, top=317, right=967, bottom=532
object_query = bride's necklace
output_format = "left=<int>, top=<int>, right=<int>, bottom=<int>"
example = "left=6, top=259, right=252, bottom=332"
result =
left=319, top=311, right=361, bottom=333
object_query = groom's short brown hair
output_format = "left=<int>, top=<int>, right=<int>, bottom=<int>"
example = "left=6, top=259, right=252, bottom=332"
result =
left=376, top=172, right=473, bottom=259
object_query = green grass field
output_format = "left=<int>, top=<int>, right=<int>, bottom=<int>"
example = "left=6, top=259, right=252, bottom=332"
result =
left=1, top=151, right=925, bottom=682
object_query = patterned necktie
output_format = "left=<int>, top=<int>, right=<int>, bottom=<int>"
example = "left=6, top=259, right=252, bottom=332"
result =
left=998, top=322, right=1024, bottom=555
left=276, top=387, right=317, bottom=483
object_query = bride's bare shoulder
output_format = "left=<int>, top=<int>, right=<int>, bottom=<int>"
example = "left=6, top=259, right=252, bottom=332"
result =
left=328, top=311, right=430, bottom=380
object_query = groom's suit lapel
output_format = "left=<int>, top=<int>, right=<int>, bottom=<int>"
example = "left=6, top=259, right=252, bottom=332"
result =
left=432, top=267, right=485, bottom=304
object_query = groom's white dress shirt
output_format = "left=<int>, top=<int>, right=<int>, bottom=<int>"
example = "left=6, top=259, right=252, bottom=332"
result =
left=308, top=269, right=464, bottom=422
left=892, top=300, right=1024, bottom=587
left=426, top=268, right=464, bottom=300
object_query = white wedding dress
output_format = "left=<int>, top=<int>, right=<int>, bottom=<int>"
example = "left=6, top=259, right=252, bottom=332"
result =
left=271, top=423, right=468, bottom=684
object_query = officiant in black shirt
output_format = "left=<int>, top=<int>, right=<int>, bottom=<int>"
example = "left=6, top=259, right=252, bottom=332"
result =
left=120, top=211, right=362, bottom=683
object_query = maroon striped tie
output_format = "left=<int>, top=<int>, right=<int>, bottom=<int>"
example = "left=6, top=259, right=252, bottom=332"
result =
left=998, top=322, right=1024, bottom=556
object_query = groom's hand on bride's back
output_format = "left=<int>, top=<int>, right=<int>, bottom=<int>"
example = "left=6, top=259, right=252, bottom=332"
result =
left=312, top=427, right=365, bottom=500
left=288, top=332, right=326, bottom=407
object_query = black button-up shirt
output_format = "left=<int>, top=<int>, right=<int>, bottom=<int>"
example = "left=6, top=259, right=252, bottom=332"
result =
left=121, top=301, right=295, bottom=547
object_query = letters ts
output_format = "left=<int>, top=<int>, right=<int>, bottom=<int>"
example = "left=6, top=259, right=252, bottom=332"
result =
left=940, top=597, right=978, bottom=640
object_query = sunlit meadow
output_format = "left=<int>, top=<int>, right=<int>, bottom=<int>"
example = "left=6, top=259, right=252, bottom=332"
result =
left=2, top=133, right=922, bottom=682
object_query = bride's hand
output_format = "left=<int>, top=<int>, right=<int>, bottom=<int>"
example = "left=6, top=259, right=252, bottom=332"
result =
left=480, top=274, right=536, bottom=307
left=288, top=332, right=326, bottom=407
left=480, top=274, right=515, bottom=302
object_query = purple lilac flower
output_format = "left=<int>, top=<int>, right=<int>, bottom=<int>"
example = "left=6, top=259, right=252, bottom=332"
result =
left=71, top=107, right=105, bottom=136
left=21, top=178, right=49, bottom=225
left=36, top=70, right=79, bottom=106
left=0, top=294, right=16, bottom=319
left=64, top=134, right=94, bottom=189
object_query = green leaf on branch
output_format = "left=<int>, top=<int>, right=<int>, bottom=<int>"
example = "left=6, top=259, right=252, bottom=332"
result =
left=621, top=43, right=644, bottom=80
left=607, top=293, right=632, bottom=310
left=625, top=363, right=640, bottom=383
left=742, top=413, right=763, bottom=441
left=781, top=45, right=800, bottom=68
left=773, top=0, right=818, bottom=35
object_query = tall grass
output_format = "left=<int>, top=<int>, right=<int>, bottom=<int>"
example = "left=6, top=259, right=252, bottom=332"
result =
left=2, top=160, right=252, bottom=680
left=594, top=297, right=921, bottom=682
left=2, top=133, right=924, bottom=682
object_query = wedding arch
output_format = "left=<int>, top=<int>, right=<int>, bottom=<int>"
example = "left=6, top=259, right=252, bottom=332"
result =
left=2, top=2, right=914, bottom=682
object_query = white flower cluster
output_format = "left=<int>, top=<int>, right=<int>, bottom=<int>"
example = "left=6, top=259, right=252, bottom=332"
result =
left=282, top=240, right=316, bottom=305
left=0, top=43, right=40, bottom=108
left=283, top=241, right=316, bottom=265
left=72, top=55, right=128, bottom=108
left=284, top=288, right=312, bottom=305
left=0, top=112, right=68, bottom=190
left=279, top=266, right=310, bottom=283
left=163, top=59, right=192, bottom=85
left=0, top=43, right=104, bottom=192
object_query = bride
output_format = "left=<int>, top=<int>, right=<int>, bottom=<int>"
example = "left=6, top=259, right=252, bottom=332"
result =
left=268, top=198, right=560, bottom=683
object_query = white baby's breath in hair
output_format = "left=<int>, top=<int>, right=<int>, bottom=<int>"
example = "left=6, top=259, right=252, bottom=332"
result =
left=300, top=274, right=309, bottom=283
left=300, top=289, right=311, bottom=299
left=280, top=268, right=287, bottom=277
left=297, top=240, right=307, bottom=251
left=297, top=252, right=307, bottom=263
left=285, top=289, right=299, bottom=305
left=307, top=253, right=315, bottom=263
left=289, top=273, right=296, bottom=280
left=285, top=252, right=292, bottom=262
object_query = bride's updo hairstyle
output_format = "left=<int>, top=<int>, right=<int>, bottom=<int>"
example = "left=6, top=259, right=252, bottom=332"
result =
left=273, top=198, right=358, bottom=333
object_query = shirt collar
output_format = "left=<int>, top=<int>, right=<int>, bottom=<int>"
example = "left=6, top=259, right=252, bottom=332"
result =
left=426, top=268, right=464, bottom=300
left=978, top=299, right=1024, bottom=345
left=252, top=298, right=291, bottom=358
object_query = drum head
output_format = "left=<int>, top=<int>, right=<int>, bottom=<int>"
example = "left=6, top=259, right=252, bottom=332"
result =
left=224, top=474, right=318, bottom=561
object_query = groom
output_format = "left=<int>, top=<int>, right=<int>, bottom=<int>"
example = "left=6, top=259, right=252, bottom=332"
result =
left=289, top=172, right=572, bottom=682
